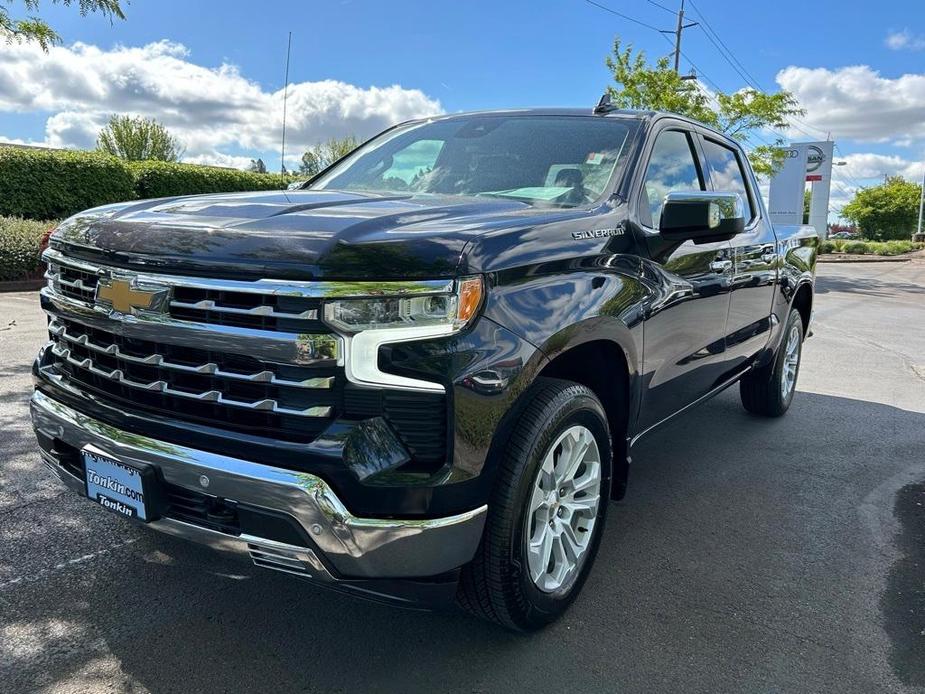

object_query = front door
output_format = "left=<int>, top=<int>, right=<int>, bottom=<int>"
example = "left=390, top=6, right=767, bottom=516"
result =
left=700, top=136, right=778, bottom=367
left=631, top=127, right=733, bottom=432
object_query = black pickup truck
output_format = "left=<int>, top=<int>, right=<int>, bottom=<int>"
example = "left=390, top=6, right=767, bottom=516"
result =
left=31, top=106, right=817, bottom=630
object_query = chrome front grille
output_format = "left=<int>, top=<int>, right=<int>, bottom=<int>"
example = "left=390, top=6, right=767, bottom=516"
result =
left=45, top=253, right=326, bottom=333
left=49, top=320, right=334, bottom=391
left=39, top=249, right=345, bottom=442
left=50, top=263, right=98, bottom=303
left=44, top=316, right=339, bottom=440
left=38, top=247, right=451, bottom=461
left=168, top=286, right=325, bottom=332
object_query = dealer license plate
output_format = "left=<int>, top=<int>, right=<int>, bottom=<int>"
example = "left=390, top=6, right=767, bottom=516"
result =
left=83, top=449, right=152, bottom=521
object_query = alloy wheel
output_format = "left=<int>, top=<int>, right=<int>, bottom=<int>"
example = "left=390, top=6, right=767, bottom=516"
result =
left=525, top=425, right=602, bottom=593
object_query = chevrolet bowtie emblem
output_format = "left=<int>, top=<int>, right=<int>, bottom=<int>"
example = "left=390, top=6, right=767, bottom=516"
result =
left=95, top=277, right=169, bottom=315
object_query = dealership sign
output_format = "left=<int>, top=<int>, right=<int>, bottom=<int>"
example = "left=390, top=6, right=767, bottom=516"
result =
left=767, top=141, right=834, bottom=235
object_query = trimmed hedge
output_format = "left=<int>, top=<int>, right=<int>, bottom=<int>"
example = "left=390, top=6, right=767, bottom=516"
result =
left=0, top=146, right=294, bottom=221
left=0, top=216, right=54, bottom=282
left=819, top=239, right=925, bottom=256
left=128, top=161, right=293, bottom=199
left=0, top=147, right=135, bottom=221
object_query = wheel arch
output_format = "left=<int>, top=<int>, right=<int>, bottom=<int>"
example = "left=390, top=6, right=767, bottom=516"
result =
left=535, top=335, right=635, bottom=500
left=791, top=280, right=813, bottom=336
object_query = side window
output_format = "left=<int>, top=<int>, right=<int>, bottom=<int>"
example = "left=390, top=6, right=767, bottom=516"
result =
left=701, top=139, right=755, bottom=221
left=639, top=130, right=704, bottom=228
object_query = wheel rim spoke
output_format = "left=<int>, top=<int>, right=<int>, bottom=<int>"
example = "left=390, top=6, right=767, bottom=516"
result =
left=525, top=424, right=602, bottom=593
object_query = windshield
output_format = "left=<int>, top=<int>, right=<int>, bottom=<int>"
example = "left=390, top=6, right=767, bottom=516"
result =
left=310, top=115, right=636, bottom=208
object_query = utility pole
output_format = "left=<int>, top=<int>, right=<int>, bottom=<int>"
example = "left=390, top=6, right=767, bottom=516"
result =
left=280, top=31, right=292, bottom=174
left=663, top=0, right=698, bottom=74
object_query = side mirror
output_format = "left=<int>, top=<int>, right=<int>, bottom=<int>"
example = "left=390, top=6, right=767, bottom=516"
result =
left=659, top=191, right=745, bottom=243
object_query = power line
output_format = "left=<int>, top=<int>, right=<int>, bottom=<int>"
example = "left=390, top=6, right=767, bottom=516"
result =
left=693, top=24, right=759, bottom=89
left=581, top=0, right=794, bottom=152
left=582, top=0, right=664, bottom=33
left=645, top=0, right=676, bottom=14
left=582, top=0, right=702, bottom=78
left=686, top=0, right=763, bottom=90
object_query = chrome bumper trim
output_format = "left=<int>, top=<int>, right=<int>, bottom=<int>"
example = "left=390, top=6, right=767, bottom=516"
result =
left=31, top=390, right=487, bottom=579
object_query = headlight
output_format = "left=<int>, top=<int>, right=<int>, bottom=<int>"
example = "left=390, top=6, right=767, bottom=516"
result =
left=323, top=276, right=483, bottom=334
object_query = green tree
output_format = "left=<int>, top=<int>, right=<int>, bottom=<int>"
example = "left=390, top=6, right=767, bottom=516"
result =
left=97, top=115, right=183, bottom=162
left=605, top=39, right=804, bottom=177
left=803, top=189, right=811, bottom=224
left=299, top=135, right=359, bottom=177
left=1, top=0, right=125, bottom=51
left=842, top=176, right=923, bottom=241
left=248, top=158, right=267, bottom=174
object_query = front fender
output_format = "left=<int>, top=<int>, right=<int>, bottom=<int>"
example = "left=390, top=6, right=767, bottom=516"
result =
left=479, top=255, right=648, bottom=422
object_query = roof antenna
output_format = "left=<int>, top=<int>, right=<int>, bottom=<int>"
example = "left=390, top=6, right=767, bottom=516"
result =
left=593, top=92, right=617, bottom=115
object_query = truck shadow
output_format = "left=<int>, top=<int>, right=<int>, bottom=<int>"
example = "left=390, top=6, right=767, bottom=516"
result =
left=815, top=270, right=925, bottom=298
left=4, top=389, right=924, bottom=693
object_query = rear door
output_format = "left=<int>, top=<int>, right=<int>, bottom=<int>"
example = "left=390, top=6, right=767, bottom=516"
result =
left=700, top=136, right=778, bottom=367
left=631, top=123, right=733, bottom=432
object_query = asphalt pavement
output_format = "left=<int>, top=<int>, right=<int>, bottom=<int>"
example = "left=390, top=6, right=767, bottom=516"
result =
left=1, top=260, right=923, bottom=693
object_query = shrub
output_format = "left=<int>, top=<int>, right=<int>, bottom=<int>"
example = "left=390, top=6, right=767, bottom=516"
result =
left=129, top=161, right=292, bottom=199
left=0, top=146, right=296, bottom=221
left=0, top=216, right=55, bottom=282
left=825, top=239, right=924, bottom=256
left=0, top=147, right=135, bottom=220
left=842, top=241, right=869, bottom=255
left=871, top=240, right=924, bottom=255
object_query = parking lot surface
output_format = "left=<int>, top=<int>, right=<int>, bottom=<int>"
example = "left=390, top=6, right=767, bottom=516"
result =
left=1, top=260, right=923, bottom=693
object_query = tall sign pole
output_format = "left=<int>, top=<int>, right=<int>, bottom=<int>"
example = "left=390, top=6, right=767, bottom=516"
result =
left=280, top=32, right=292, bottom=174
left=917, top=167, right=924, bottom=238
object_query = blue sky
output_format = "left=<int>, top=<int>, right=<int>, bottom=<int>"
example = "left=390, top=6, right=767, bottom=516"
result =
left=2, top=0, right=924, bottom=215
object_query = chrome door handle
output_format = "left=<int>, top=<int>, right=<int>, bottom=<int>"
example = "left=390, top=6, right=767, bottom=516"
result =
left=709, top=260, right=732, bottom=273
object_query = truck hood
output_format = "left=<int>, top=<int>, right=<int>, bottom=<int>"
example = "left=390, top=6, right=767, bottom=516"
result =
left=51, top=189, right=565, bottom=280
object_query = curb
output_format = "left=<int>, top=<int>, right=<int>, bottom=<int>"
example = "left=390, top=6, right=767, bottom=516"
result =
left=0, top=279, right=44, bottom=292
left=818, top=254, right=912, bottom=264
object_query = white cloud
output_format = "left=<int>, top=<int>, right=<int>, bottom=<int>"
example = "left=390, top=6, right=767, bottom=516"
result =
left=0, top=40, right=443, bottom=167
left=183, top=152, right=259, bottom=170
left=885, top=29, right=925, bottom=51
left=776, top=65, right=925, bottom=143
left=837, top=152, right=924, bottom=181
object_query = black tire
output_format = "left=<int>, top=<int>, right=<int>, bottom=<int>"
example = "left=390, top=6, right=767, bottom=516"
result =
left=457, top=377, right=612, bottom=631
left=739, top=308, right=804, bottom=417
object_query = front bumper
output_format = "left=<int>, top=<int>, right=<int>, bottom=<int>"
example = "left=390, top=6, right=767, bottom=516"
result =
left=31, top=390, right=487, bottom=605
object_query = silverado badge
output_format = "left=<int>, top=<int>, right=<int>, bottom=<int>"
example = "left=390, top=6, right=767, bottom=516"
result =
left=572, top=227, right=624, bottom=240
left=95, top=276, right=169, bottom=315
